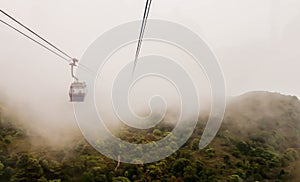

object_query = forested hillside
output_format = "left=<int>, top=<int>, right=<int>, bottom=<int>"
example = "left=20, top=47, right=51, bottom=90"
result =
left=0, top=91, right=299, bottom=182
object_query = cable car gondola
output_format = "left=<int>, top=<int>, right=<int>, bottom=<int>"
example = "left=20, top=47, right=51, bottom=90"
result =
left=0, top=10, right=90, bottom=103
left=69, top=81, right=86, bottom=102
left=69, top=59, right=87, bottom=102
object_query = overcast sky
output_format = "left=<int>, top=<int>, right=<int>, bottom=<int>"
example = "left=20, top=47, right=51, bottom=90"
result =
left=0, top=0, right=300, bottom=118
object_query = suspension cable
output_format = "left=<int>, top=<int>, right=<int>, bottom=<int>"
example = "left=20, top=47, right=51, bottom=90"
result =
left=136, top=0, right=152, bottom=58
left=0, top=19, right=70, bottom=63
left=132, top=0, right=153, bottom=75
left=0, top=9, right=73, bottom=60
left=0, top=17, right=93, bottom=74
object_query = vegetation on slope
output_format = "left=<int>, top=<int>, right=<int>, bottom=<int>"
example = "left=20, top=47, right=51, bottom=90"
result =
left=0, top=91, right=299, bottom=182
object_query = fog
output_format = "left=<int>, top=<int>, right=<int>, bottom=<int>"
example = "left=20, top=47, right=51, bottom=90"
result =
left=0, top=0, right=300, bottom=146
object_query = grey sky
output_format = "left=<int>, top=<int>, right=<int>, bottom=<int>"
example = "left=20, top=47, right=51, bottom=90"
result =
left=0, top=0, right=300, bottom=144
left=1, top=0, right=299, bottom=98
left=0, top=0, right=300, bottom=127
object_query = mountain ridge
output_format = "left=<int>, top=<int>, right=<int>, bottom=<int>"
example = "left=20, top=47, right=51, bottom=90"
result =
left=0, top=91, right=299, bottom=181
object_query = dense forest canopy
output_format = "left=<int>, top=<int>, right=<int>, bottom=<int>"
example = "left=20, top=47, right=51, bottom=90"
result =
left=0, top=91, right=299, bottom=182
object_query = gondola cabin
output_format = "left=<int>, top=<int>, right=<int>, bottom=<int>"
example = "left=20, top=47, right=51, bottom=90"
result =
left=69, top=81, right=87, bottom=102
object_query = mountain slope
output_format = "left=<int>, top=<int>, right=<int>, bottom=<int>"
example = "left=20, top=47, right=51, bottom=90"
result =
left=0, top=91, right=299, bottom=181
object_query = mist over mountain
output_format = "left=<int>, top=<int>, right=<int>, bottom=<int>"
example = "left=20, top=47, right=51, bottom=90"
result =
left=0, top=91, right=299, bottom=181
left=223, top=91, right=300, bottom=148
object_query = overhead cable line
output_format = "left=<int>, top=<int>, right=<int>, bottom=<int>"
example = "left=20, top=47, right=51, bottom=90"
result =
left=132, top=0, right=153, bottom=75
left=0, top=9, right=73, bottom=60
left=0, top=10, right=93, bottom=74
left=0, top=19, right=70, bottom=63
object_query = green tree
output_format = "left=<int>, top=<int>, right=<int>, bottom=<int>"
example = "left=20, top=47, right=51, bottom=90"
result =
left=153, top=129, right=162, bottom=137
left=11, top=154, right=43, bottom=182
left=191, top=138, right=200, bottom=150
left=0, top=161, right=4, bottom=176
left=236, top=141, right=250, bottom=155
left=227, top=174, right=243, bottom=182
left=171, top=158, right=190, bottom=177
left=205, top=148, right=216, bottom=158
left=145, top=165, right=162, bottom=180
left=112, top=176, right=131, bottom=182
left=81, top=171, right=95, bottom=182
left=223, top=155, right=231, bottom=165
left=183, top=165, right=198, bottom=181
